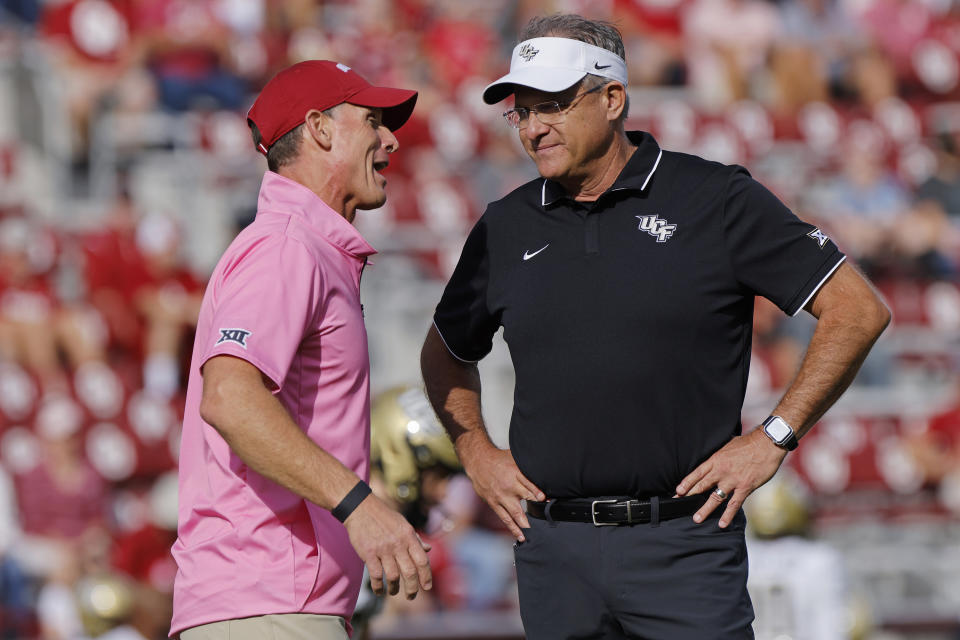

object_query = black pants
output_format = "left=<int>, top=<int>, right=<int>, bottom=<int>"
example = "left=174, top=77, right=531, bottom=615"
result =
left=514, top=509, right=754, bottom=640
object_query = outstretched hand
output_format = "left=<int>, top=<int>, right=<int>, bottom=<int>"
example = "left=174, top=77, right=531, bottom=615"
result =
left=675, top=428, right=787, bottom=528
left=344, top=494, right=432, bottom=600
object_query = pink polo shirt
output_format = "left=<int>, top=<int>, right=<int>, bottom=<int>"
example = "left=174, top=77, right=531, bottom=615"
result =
left=171, top=172, right=376, bottom=636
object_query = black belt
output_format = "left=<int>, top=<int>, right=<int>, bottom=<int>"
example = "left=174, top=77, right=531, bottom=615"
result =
left=526, top=494, right=711, bottom=526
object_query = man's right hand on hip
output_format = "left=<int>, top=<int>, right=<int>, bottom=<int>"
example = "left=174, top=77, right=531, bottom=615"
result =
left=459, top=439, right=545, bottom=542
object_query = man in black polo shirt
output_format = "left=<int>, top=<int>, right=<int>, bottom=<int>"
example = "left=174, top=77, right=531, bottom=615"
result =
left=420, top=14, right=891, bottom=639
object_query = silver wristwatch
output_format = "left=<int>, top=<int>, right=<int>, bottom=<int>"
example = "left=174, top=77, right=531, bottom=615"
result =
left=761, top=415, right=798, bottom=451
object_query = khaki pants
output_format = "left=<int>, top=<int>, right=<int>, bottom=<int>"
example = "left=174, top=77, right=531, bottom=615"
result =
left=180, top=614, right=348, bottom=640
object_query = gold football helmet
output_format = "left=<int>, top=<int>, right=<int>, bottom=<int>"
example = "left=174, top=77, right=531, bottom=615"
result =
left=370, top=386, right=460, bottom=504
left=75, top=573, right=134, bottom=637
left=745, top=473, right=811, bottom=539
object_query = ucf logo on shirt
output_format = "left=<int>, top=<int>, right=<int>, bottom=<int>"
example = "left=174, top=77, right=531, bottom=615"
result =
left=636, top=215, right=677, bottom=243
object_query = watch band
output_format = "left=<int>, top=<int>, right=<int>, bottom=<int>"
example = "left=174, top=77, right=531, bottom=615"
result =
left=331, top=481, right=372, bottom=523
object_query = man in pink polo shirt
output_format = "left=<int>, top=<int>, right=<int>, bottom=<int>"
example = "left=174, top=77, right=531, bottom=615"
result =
left=171, top=60, right=431, bottom=640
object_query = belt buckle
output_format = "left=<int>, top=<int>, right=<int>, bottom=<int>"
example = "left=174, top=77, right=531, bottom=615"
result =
left=591, top=499, right=618, bottom=526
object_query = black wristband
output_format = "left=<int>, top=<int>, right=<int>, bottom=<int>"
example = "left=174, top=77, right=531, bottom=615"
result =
left=331, top=481, right=372, bottom=523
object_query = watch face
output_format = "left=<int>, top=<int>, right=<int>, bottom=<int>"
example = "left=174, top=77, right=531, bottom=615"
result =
left=764, top=417, right=793, bottom=443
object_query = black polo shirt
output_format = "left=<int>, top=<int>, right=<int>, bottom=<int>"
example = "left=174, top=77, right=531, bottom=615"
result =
left=433, top=131, right=845, bottom=499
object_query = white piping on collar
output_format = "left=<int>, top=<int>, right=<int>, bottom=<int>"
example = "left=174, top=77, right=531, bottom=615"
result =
left=640, top=148, right=663, bottom=191
left=541, top=147, right=663, bottom=207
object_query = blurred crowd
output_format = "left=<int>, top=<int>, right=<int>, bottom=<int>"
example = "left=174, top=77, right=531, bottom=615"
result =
left=0, top=0, right=959, bottom=638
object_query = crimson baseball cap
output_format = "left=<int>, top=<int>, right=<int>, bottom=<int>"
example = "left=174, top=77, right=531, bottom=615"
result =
left=247, top=60, right=418, bottom=155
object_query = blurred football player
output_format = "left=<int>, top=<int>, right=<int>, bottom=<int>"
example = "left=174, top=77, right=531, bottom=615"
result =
left=745, top=473, right=871, bottom=640
left=75, top=573, right=134, bottom=639
left=366, top=386, right=466, bottom=625
left=370, top=386, right=462, bottom=531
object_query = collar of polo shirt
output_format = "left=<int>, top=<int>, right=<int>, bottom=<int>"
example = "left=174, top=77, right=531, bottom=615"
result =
left=482, top=37, right=629, bottom=105
left=540, top=131, right=662, bottom=207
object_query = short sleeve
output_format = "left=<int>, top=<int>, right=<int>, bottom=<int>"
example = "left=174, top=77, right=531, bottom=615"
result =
left=433, top=217, right=500, bottom=362
left=200, top=234, right=322, bottom=389
left=723, top=168, right=845, bottom=316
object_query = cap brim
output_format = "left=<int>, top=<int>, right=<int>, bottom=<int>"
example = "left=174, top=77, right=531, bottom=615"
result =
left=349, top=86, right=418, bottom=131
left=482, top=67, right=586, bottom=104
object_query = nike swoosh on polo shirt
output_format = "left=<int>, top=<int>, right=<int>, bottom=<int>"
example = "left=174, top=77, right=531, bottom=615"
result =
left=523, top=245, right=550, bottom=261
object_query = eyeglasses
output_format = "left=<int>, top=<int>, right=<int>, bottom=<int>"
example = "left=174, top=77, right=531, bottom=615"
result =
left=502, top=83, right=607, bottom=129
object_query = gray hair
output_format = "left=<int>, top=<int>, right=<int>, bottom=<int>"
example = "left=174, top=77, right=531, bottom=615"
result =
left=250, top=123, right=303, bottom=173
left=519, top=14, right=629, bottom=123
left=248, top=104, right=343, bottom=173
left=519, top=14, right=625, bottom=59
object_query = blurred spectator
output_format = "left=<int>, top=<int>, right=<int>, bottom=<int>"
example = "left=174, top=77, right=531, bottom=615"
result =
left=227, top=0, right=295, bottom=88
left=131, top=213, right=202, bottom=399
left=765, top=0, right=863, bottom=117
left=816, top=127, right=911, bottom=270
left=846, top=45, right=900, bottom=109
left=895, top=198, right=956, bottom=278
left=133, top=0, right=248, bottom=112
left=0, top=464, right=33, bottom=640
left=111, top=471, right=176, bottom=593
left=766, top=42, right=828, bottom=119
left=0, top=217, right=65, bottom=391
left=684, top=0, right=783, bottom=110
left=0, top=215, right=109, bottom=384
left=80, top=194, right=150, bottom=361
left=907, top=379, right=960, bottom=487
left=615, top=0, right=688, bottom=87
left=816, top=122, right=957, bottom=277
left=14, top=394, right=107, bottom=579
left=38, top=0, right=156, bottom=159
left=859, top=0, right=933, bottom=83
left=916, top=130, right=960, bottom=219
left=421, top=4, right=498, bottom=91
left=81, top=200, right=202, bottom=397
left=779, top=0, right=865, bottom=95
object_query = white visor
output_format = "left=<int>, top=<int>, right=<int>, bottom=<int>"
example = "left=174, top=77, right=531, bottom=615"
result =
left=483, top=37, right=628, bottom=104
